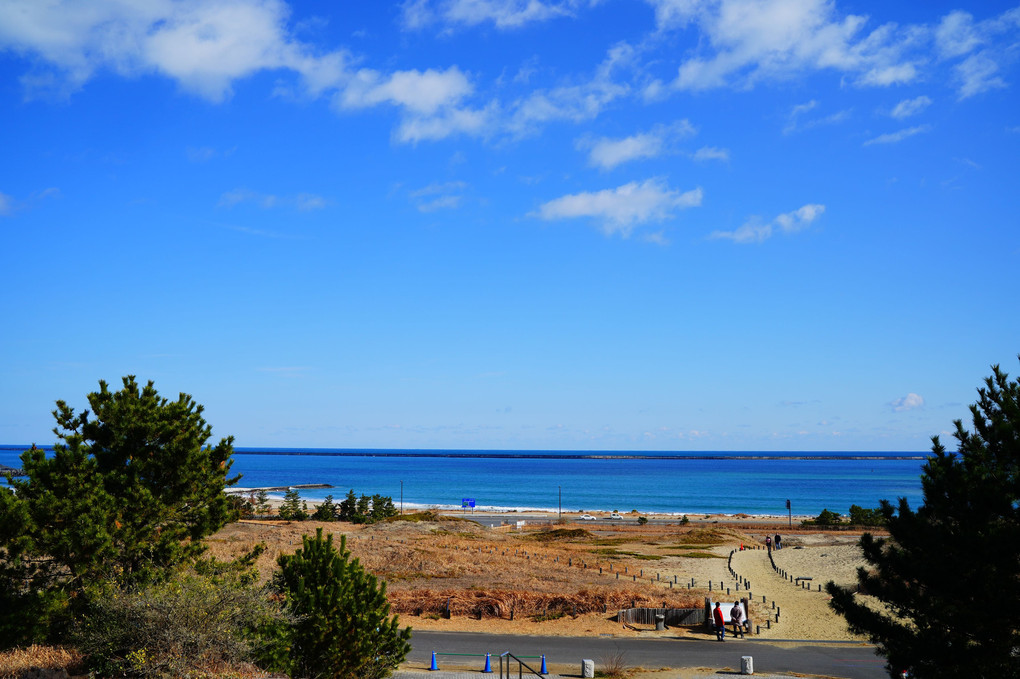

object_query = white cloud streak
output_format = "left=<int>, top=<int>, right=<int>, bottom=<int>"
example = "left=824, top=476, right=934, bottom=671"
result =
left=863, top=124, right=932, bottom=146
left=399, top=0, right=595, bottom=31
left=890, top=95, right=932, bottom=119
left=691, top=145, right=729, bottom=161
left=577, top=120, right=696, bottom=170
left=409, top=181, right=468, bottom=212
left=710, top=203, right=825, bottom=243
left=218, top=188, right=328, bottom=210
left=533, top=178, right=703, bottom=237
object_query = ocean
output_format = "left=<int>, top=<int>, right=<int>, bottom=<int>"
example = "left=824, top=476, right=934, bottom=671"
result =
left=1, top=446, right=928, bottom=517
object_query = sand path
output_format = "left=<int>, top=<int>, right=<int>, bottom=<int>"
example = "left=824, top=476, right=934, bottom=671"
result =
left=729, top=544, right=867, bottom=641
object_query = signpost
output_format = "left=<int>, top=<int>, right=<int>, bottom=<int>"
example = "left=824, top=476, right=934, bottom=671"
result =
left=462, top=498, right=475, bottom=514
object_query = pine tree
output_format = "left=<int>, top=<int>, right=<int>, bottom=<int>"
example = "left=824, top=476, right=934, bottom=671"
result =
left=827, top=361, right=1020, bottom=678
left=0, top=377, right=238, bottom=645
left=279, top=488, right=308, bottom=521
left=275, top=528, right=411, bottom=679
left=338, top=489, right=358, bottom=522
left=371, top=494, right=398, bottom=521
left=312, top=494, right=337, bottom=521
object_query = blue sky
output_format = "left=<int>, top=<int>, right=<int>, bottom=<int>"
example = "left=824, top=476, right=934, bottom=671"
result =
left=2, top=0, right=1018, bottom=452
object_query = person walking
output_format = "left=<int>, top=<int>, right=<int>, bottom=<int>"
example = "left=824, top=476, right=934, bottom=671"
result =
left=774, top=533, right=782, bottom=550
left=730, top=602, right=745, bottom=638
left=713, top=602, right=726, bottom=641
left=765, top=535, right=772, bottom=553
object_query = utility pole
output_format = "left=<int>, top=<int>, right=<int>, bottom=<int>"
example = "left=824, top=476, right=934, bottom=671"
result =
left=400, top=480, right=404, bottom=515
left=558, top=486, right=561, bottom=521
left=786, top=499, right=791, bottom=528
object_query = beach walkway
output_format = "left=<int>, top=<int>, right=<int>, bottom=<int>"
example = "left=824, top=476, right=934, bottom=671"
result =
left=729, top=546, right=861, bottom=641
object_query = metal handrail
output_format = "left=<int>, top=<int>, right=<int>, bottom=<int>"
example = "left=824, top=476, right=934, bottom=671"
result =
left=499, top=651, right=543, bottom=679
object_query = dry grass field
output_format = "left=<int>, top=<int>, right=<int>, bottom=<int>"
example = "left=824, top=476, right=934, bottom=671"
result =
left=204, top=511, right=865, bottom=639
left=1, top=513, right=878, bottom=677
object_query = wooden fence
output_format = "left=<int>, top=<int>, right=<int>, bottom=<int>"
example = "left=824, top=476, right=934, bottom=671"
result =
left=616, top=607, right=705, bottom=626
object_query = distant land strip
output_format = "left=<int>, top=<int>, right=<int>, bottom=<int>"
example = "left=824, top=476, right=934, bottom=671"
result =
left=231, top=450, right=929, bottom=461
left=1, top=445, right=929, bottom=462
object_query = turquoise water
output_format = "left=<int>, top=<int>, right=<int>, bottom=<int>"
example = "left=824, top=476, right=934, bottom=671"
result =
left=1, top=446, right=928, bottom=517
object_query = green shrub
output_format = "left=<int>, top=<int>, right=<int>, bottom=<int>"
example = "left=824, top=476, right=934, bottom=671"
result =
left=73, top=554, right=288, bottom=677
left=848, top=504, right=886, bottom=527
left=804, top=508, right=843, bottom=526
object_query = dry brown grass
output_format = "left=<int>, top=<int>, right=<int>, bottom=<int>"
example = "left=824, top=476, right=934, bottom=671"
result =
left=204, top=515, right=748, bottom=634
left=0, top=645, right=83, bottom=677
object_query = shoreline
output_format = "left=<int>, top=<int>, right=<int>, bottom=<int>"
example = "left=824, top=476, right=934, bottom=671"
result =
left=230, top=489, right=816, bottom=523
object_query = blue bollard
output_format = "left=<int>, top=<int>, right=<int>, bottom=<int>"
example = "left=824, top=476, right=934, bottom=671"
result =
left=429, top=652, right=438, bottom=671
left=483, top=653, right=493, bottom=673
left=541, top=654, right=548, bottom=674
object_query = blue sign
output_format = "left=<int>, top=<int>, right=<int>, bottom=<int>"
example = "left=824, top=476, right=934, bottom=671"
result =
left=462, top=498, right=475, bottom=508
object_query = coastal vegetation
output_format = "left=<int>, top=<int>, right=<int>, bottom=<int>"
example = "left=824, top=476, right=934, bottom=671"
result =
left=801, top=505, right=886, bottom=527
left=0, top=377, right=239, bottom=648
left=0, top=377, right=410, bottom=678
left=827, top=360, right=1020, bottom=679
left=275, top=528, right=411, bottom=679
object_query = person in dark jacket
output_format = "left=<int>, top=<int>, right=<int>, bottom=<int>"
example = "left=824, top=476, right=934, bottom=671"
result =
left=730, top=602, right=745, bottom=638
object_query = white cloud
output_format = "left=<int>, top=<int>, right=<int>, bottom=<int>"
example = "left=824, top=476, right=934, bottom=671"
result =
left=410, top=181, right=469, bottom=198
left=0, top=1, right=490, bottom=145
left=399, top=0, right=593, bottom=31
left=891, top=393, right=925, bottom=411
left=650, top=0, right=922, bottom=92
left=0, top=191, right=12, bottom=216
left=691, top=145, right=730, bottom=161
left=340, top=67, right=472, bottom=115
left=0, top=0, right=347, bottom=102
left=933, top=7, right=1020, bottom=99
left=710, top=203, right=825, bottom=243
left=583, top=132, right=665, bottom=169
left=338, top=66, right=493, bottom=143
left=417, top=195, right=462, bottom=212
left=863, top=124, right=932, bottom=146
left=410, top=181, right=467, bottom=212
left=218, top=189, right=327, bottom=210
left=577, top=120, right=696, bottom=170
left=508, top=42, right=634, bottom=134
left=394, top=103, right=495, bottom=143
left=890, top=95, right=932, bottom=119
left=784, top=100, right=851, bottom=134
left=533, top=178, right=703, bottom=237
left=954, top=53, right=1007, bottom=99
left=935, top=10, right=982, bottom=59
left=295, top=193, right=328, bottom=211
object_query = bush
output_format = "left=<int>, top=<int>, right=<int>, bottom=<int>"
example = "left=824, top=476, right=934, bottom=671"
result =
left=848, top=504, right=886, bottom=527
left=74, top=552, right=288, bottom=677
left=803, top=508, right=842, bottom=526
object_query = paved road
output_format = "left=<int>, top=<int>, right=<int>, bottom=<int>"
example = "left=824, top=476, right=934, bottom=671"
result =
left=408, top=631, right=887, bottom=679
